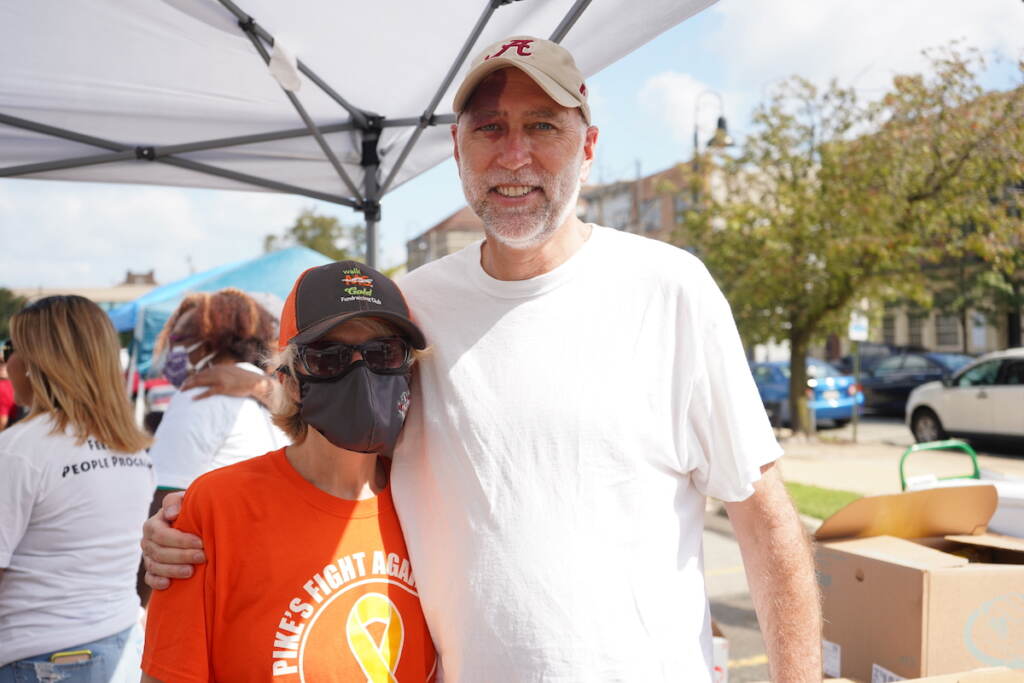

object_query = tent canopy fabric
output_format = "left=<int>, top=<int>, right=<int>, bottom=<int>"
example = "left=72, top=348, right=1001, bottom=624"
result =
left=108, top=245, right=332, bottom=373
left=0, top=0, right=715, bottom=264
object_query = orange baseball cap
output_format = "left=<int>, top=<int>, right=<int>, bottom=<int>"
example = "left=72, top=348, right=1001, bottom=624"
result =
left=278, top=261, right=426, bottom=351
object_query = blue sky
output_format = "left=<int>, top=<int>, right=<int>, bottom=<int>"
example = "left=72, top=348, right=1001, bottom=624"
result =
left=2, top=0, right=1021, bottom=289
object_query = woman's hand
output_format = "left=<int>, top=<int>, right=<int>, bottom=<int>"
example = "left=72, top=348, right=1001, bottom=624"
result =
left=141, top=491, right=205, bottom=590
left=181, top=365, right=271, bottom=403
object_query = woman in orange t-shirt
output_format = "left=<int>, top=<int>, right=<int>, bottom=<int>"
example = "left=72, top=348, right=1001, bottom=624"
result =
left=142, top=261, right=437, bottom=683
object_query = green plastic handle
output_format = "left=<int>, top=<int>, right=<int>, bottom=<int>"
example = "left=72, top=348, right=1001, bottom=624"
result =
left=899, top=439, right=981, bottom=491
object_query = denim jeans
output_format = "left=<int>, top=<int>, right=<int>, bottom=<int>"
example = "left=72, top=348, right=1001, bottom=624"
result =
left=0, top=624, right=136, bottom=683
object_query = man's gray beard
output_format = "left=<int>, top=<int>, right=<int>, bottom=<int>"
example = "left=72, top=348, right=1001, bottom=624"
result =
left=461, top=159, right=583, bottom=250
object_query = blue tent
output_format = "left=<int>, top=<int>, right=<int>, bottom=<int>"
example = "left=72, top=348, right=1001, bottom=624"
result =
left=109, top=246, right=333, bottom=374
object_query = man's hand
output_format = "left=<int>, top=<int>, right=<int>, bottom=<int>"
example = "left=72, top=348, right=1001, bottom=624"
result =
left=141, top=490, right=205, bottom=590
left=181, top=365, right=269, bottom=402
left=724, top=462, right=822, bottom=683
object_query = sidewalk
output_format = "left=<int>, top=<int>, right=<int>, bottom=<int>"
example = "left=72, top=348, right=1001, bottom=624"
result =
left=776, top=422, right=1024, bottom=497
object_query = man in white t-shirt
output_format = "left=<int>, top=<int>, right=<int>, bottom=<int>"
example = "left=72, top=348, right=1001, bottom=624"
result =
left=144, top=37, right=821, bottom=681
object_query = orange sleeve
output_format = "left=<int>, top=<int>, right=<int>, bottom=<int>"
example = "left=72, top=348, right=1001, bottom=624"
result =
left=141, top=485, right=216, bottom=683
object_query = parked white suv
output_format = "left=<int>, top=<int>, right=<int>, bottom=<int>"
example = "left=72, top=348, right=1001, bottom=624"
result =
left=906, top=348, right=1024, bottom=444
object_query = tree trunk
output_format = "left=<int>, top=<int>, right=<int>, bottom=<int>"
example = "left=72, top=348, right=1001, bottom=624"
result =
left=788, top=330, right=812, bottom=436
left=961, top=307, right=970, bottom=355
left=1009, top=281, right=1022, bottom=348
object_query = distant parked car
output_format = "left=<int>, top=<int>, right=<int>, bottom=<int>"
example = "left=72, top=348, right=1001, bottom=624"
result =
left=751, top=359, right=864, bottom=427
left=906, top=348, right=1024, bottom=444
left=859, top=352, right=973, bottom=416
left=835, top=343, right=926, bottom=376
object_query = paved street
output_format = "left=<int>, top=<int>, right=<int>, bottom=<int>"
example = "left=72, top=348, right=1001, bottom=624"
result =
left=702, top=415, right=1024, bottom=681
left=705, top=509, right=769, bottom=682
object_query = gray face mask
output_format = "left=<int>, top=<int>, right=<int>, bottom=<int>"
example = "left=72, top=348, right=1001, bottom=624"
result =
left=298, top=361, right=411, bottom=455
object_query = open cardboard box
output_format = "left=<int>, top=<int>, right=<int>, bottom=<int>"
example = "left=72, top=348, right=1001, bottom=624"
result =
left=823, top=670, right=1018, bottom=683
left=814, top=485, right=1024, bottom=682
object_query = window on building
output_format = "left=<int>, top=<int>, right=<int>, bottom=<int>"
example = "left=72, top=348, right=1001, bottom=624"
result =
left=908, top=315, right=924, bottom=347
left=935, top=315, right=959, bottom=347
left=971, top=313, right=988, bottom=351
left=882, top=315, right=896, bottom=345
left=640, top=199, right=661, bottom=232
left=674, top=195, right=691, bottom=216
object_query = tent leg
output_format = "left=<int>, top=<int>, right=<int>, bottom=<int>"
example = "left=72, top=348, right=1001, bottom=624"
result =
left=363, top=166, right=380, bottom=268
left=360, top=115, right=383, bottom=268
left=365, top=216, right=378, bottom=269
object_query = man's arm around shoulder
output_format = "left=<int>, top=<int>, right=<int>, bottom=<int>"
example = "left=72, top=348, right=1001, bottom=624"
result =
left=724, top=462, right=822, bottom=682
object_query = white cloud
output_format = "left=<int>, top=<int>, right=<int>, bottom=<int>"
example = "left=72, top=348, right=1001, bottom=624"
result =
left=639, top=72, right=717, bottom=148
left=0, top=180, right=316, bottom=289
left=636, top=1, right=1022, bottom=161
left=707, top=0, right=1023, bottom=96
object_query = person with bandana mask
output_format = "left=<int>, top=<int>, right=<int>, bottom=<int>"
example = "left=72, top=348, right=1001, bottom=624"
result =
left=141, top=262, right=437, bottom=682
left=145, top=289, right=289, bottom=539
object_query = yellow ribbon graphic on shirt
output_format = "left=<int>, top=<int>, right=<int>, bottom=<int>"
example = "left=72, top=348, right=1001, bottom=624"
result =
left=346, top=593, right=404, bottom=683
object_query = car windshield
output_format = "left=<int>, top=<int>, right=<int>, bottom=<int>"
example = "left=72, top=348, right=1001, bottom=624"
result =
left=931, top=353, right=973, bottom=372
left=779, top=361, right=842, bottom=379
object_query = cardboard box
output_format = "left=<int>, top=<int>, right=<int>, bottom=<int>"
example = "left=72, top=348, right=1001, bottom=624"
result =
left=814, top=486, right=1024, bottom=682
left=822, top=672, right=1016, bottom=683
left=906, top=667, right=1020, bottom=681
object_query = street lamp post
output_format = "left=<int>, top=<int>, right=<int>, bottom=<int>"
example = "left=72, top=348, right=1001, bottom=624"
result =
left=689, top=90, right=733, bottom=214
left=691, top=90, right=733, bottom=171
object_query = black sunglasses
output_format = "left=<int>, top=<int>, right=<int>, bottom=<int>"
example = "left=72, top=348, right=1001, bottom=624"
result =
left=297, top=337, right=412, bottom=380
left=1, top=339, right=12, bottom=364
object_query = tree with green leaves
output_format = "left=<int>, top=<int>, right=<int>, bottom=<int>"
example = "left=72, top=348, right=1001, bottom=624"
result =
left=264, top=208, right=366, bottom=261
left=680, top=45, right=1024, bottom=434
left=0, top=288, right=27, bottom=340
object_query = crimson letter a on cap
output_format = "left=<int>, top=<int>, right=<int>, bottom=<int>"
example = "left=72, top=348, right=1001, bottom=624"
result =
left=485, top=39, right=534, bottom=61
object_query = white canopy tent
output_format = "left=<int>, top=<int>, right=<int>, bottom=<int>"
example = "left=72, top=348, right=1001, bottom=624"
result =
left=1, top=0, right=714, bottom=265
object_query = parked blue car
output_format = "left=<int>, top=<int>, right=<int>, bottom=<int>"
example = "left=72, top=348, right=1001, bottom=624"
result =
left=750, top=359, right=864, bottom=427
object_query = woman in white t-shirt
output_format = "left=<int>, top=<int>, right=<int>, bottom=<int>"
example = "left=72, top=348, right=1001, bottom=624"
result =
left=0, top=295, right=155, bottom=682
left=147, top=289, right=289, bottom=512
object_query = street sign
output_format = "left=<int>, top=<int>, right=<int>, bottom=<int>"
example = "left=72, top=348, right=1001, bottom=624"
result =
left=849, top=311, right=869, bottom=342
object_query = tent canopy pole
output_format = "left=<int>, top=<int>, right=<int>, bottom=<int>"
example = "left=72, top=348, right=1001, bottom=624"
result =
left=1, top=0, right=600, bottom=269
left=0, top=111, right=361, bottom=207
left=216, top=0, right=371, bottom=129
left=360, top=116, right=383, bottom=268
left=160, top=156, right=361, bottom=207
left=237, top=18, right=365, bottom=203
left=380, top=0, right=509, bottom=195
left=549, top=0, right=593, bottom=43
left=0, top=114, right=461, bottom=180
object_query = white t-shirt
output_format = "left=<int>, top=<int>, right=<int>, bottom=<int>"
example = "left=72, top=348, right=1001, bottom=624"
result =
left=0, top=415, right=155, bottom=665
left=150, top=362, right=290, bottom=490
left=392, top=226, right=782, bottom=682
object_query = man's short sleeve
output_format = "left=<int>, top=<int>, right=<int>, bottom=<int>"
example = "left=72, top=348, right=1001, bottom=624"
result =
left=684, top=271, right=782, bottom=502
left=0, top=449, right=38, bottom=568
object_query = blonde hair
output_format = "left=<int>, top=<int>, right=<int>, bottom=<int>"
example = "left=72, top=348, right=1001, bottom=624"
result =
left=11, top=295, right=152, bottom=453
left=267, top=317, right=422, bottom=444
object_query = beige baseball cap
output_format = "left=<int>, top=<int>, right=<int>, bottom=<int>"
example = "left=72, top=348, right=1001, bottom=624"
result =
left=452, top=36, right=590, bottom=124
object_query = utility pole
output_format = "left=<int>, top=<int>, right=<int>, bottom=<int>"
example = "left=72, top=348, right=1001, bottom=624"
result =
left=633, top=159, right=642, bottom=233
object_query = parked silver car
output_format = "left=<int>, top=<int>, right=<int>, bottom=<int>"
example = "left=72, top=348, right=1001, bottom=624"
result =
left=906, top=348, right=1024, bottom=444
